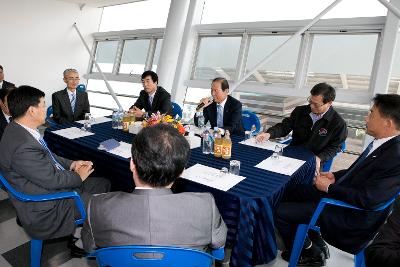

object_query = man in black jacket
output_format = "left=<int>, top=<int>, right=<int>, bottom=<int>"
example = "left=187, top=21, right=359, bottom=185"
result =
left=256, top=83, right=347, bottom=171
left=194, top=77, right=244, bottom=135
left=0, top=85, right=15, bottom=140
left=276, top=94, right=400, bottom=266
left=129, top=70, right=172, bottom=118
left=0, top=65, right=15, bottom=90
left=365, top=198, right=400, bottom=267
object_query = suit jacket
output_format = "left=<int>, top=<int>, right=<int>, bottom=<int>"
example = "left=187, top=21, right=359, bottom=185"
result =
left=82, top=188, right=227, bottom=252
left=0, top=122, right=83, bottom=239
left=1, top=80, right=15, bottom=90
left=267, top=105, right=347, bottom=163
left=52, top=88, right=90, bottom=124
left=365, top=198, right=400, bottom=267
left=130, top=86, right=172, bottom=116
left=0, top=111, right=8, bottom=140
left=195, top=95, right=244, bottom=135
left=316, top=136, right=400, bottom=253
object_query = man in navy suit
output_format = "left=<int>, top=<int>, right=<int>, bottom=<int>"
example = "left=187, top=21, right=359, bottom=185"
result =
left=194, top=77, right=244, bottom=135
left=52, top=69, right=90, bottom=124
left=276, top=94, right=400, bottom=266
left=0, top=85, right=15, bottom=140
left=0, top=65, right=15, bottom=90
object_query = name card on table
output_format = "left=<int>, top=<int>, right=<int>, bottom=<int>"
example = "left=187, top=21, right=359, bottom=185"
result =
left=52, top=127, right=95, bottom=139
left=239, top=138, right=287, bottom=151
left=181, top=164, right=245, bottom=192
left=107, top=141, right=131, bottom=159
left=76, top=117, right=112, bottom=125
left=255, top=156, right=306, bottom=176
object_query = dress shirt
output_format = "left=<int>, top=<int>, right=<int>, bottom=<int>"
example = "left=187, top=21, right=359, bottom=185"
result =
left=0, top=81, right=3, bottom=88
left=2, top=111, right=11, bottom=123
left=309, top=108, right=329, bottom=126
left=67, top=90, right=76, bottom=103
left=368, top=135, right=398, bottom=156
left=16, top=122, right=41, bottom=142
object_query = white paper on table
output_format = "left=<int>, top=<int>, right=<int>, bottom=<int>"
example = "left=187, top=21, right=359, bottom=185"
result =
left=255, top=156, right=306, bottom=176
left=107, top=141, right=131, bottom=159
left=52, top=127, right=95, bottom=139
left=181, top=164, right=245, bottom=192
left=239, top=138, right=287, bottom=151
left=76, top=117, right=112, bottom=125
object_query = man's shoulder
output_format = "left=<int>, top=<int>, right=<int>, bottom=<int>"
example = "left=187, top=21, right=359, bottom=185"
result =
left=52, top=89, right=66, bottom=97
left=156, top=86, right=171, bottom=97
left=0, top=123, right=31, bottom=149
left=227, top=95, right=242, bottom=106
left=328, top=107, right=346, bottom=125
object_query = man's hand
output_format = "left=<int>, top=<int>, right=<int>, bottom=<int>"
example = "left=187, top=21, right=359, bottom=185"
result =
left=129, top=106, right=145, bottom=118
left=70, top=160, right=93, bottom=171
left=75, top=164, right=94, bottom=182
left=314, top=172, right=335, bottom=192
left=256, top=132, right=271, bottom=143
left=198, top=97, right=213, bottom=111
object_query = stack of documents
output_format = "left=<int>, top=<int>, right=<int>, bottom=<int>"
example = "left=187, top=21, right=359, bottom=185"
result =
left=255, top=156, right=306, bottom=176
left=239, top=138, right=287, bottom=151
left=52, top=127, right=94, bottom=139
left=181, top=164, right=245, bottom=191
left=107, top=141, right=131, bottom=159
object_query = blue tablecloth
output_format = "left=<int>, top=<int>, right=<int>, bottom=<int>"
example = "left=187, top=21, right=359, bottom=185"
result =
left=44, top=122, right=315, bottom=267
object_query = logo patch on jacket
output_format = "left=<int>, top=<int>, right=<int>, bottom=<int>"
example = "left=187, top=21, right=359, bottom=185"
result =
left=318, top=128, right=327, bottom=136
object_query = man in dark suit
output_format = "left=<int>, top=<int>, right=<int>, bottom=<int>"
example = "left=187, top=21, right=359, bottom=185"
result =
left=82, top=123, right=227, bottom=252
left=0, top=86, right=110, bottom=256
left=129, top=70, right=172, bottom=118
left=0, top=85, right=15, bottom=140
left=52, top=69, right=90, bottom=124
left=256, top=83, right=347, bottom=172
left=0, top=65, right=15, bottom=90
left=194, top=77, right=244, bottom=135
left=365, top=198, right=400, bottom=267
left=275, top=94, right=400, bottom=266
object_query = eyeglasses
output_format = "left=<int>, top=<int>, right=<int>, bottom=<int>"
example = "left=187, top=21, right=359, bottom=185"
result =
left=307, top=96, right=325, bottom=108
left=66, top=77, right=80, bottom=81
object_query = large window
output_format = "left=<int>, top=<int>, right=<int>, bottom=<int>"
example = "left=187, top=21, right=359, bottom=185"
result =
left=92, top=41, right=119, bottom=73
left=245, top=35, right=301, bottom=85
left=307, top=34, right=379, bottom=90
left=193, top=36, right=242, bottom=80
left=119, top=39, right=150, bottom=74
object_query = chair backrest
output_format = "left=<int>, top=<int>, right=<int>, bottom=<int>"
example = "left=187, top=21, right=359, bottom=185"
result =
left=171, top=102, right=183, bottom=118
left=46, top=106, right=53, bottom=119
left=76, top=84, right=86, bottom=92
left=242, top=110, right=261, bottom=132
left=88, top=245, right=224, bottom=267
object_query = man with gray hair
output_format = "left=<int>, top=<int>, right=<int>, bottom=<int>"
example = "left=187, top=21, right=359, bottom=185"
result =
left=52, top=68, right=90, bottom=124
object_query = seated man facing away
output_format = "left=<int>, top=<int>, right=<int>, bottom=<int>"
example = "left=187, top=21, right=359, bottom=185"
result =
left=82, top=123, right=227, bottom=252
left=0, top=86, right=110, bottom=256
left=52, top=68, right=90, bottom=124
left=194, top=77, right=244, bottom=135
left=275, top=94, right=400, bottom=266
left=129, top=70, right=172, bottom=119
left=365, top=198, right=400, bottom=267
left=256, top=82, right=347, bottom=172
left=0, top=85, right=15, bottom=140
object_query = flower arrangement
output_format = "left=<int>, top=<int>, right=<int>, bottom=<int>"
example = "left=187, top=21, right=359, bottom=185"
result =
left=142, top=111, right=186, bottom=135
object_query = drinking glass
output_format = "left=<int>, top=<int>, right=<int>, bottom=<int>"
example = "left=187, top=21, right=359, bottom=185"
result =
left=272, top=144, right=283, bottom=159
left=229, top=160, right=241, bottom=175
left=83, top=113, right=92, bottom=131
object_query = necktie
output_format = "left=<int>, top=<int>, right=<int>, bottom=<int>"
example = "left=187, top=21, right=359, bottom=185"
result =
left=217, top=104, right=223, bottom=128
left=148, top=95, right=154, bottom=107
left=70, top=93, right=76, bottom=113
left=336, top=141, right=374, bottom=184
left=38, top=138, right=65, bottom=170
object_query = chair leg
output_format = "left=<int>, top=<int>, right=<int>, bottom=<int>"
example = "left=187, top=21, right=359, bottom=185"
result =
left=31, top=239, right=43, bottom=267
left=354, top=250, right=365, bottom=267
left=288, top=224, right=308, bottom=267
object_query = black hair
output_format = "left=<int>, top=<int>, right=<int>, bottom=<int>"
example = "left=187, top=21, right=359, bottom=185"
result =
left=212, top=77, right=229, bottom=92
left=131, top=123, right=190, bottom=187
left=372, top=94, right=400, bottom=130
left=310, top=83, right=336, bottom=103
left=7, top=85, right=45, bottom=119
left=141, top=70, right=158, bottom=83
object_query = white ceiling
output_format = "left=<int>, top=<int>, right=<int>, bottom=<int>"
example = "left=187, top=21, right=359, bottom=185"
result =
left=55, top=0, right=144, bottom=8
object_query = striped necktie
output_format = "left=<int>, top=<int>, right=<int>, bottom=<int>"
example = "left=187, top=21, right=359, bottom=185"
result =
left=38, top=138, right=65, bottom=170
left=148, top=95, right=154, bottom=107
left=70, top=93, right=76, bottom=113
left=217, top=104, right=223, bottom=128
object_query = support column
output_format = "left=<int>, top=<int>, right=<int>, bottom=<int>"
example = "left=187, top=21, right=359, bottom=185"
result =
left=156, top=0, right=191, bottom=94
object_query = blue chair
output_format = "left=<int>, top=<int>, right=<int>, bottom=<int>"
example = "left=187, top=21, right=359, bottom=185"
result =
left=171, top=102, right=183, bottom=118
left=0, top=171, right=86, bottom=267
left=88, top=245, right=224, bottom=267
left=242, top=110, right=261, bottom=133
left=76, top=84, right=86, bottom=92
left=46, top=105, right=57, bottom=127
left=288, top=193, right=400, bottom=267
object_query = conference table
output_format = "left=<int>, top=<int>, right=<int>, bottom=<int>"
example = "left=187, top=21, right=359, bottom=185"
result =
left=44, top=121, right=316, bottom=267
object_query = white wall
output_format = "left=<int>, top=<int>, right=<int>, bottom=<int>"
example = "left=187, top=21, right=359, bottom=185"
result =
left=0, top=0, right=102, bottom=105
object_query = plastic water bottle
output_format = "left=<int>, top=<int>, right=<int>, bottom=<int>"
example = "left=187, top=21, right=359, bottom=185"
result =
left=251, top=124, right=257, bottom=137
left=196, top=111, right=205, bottom=129
left=117, top=109, right=123, bottom=130
left=202, top=128, right=212, bottom=154
left=112, top=109, right=118, bottom=129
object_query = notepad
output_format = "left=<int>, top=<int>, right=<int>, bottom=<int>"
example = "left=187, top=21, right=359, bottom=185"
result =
left=98, top=139, right=120, bottom=151
left=255, top=156, right=305, bottom=176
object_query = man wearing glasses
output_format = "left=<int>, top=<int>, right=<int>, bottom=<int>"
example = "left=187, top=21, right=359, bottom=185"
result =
left=52, top=69, right=90, bottom=124
left=256, top=82, right=347, bottom=172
